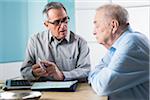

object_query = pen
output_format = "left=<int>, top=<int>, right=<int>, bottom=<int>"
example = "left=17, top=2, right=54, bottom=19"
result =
left=37, top=58, right=46, bottom=70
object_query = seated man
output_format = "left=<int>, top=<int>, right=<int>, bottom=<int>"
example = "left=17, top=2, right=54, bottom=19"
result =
left=88, top=4, right=149, bottom=100
left=20, top=2, right=91, bottom=81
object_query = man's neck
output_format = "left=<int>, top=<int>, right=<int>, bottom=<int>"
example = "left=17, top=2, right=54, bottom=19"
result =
left=104, top=25, right=128, bottom=49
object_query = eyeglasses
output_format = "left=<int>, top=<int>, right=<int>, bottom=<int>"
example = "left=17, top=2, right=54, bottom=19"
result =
left=47, top=16, right=70, bottom=26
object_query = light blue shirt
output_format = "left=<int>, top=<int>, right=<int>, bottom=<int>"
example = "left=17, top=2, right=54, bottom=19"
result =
left=88, top=27, right=149, bottom=100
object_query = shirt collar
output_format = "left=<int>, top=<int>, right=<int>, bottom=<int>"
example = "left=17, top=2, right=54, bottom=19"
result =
left=111, top=25, right=133, bottom=49
left=48, top=30, right=70, bottom=43
left=65, top=29, right=70, bottom=42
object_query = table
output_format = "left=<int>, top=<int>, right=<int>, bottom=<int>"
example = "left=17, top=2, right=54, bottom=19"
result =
left=0, top=81, right=107, bottom=100
left=40, top=83, right=107, bottom=100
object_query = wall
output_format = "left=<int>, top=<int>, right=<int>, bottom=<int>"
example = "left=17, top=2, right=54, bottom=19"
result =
left=0, top=0, right=28, bottom=63
left=0, top=0, right=47, bottom=80
left=0, top=62, right=22, bottom=80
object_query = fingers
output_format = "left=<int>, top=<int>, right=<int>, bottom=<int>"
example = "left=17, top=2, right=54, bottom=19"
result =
left=41, top=61, right=56, bottom=67
left=40, top=61, right=58, bottom=72
left=32, top=61, right=63, bottom=80
left=40, top=61, right=62, bottom=79
left=32, top=64, right=39, bottom=70
left=32, top=64, right=48, bottom=77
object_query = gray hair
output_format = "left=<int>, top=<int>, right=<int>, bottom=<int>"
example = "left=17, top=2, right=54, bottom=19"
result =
left=43, top=2, right=67, bottom=16
left=97, top=4, right=129, bottom=26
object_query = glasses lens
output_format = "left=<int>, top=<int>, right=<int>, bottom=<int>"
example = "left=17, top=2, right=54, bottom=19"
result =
left=48, top=16, right=70, bottom=26
left=62, top=17, right=68, bottom=23
left=53, top=20, right=61, bottom=26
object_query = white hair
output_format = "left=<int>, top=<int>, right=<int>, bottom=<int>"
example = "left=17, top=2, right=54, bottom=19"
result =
left=97, top=4, right=129, bottom=26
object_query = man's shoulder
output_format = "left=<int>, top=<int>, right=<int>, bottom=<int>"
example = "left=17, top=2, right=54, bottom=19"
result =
left=117, top=31, right=149, bottom=51
left=125, top=31, right=148, bottom=45
left=30, top=30, right=48, bottom=40
left=70, top=31, right=87, bottom=42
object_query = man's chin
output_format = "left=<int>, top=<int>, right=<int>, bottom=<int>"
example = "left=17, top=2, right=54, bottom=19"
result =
left=61, top=32, right=67, bottom=37
left=58, top=35, right=66, bottom=40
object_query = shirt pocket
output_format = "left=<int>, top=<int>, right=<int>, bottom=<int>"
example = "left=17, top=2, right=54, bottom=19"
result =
left=65, top=58, right=77, bottom=71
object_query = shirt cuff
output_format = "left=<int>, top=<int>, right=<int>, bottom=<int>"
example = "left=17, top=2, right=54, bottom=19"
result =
left=63, top=71, right=73, bottom=80
left=24, top=69, right=36, bottom=80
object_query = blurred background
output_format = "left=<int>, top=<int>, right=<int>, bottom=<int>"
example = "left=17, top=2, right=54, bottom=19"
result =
left=0, top=0, right=149, bottom=80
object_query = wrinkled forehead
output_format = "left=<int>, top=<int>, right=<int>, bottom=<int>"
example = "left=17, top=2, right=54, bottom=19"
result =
left=47, top=8, right=67, bottom=20
left=96, top=8, right=107, bottom=18
left=94, top=10, right=106, bottom=24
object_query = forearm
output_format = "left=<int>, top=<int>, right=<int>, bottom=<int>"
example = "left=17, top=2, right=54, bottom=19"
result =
left=63, top=67, right=90, bottom=81
left=20, top=66, right=36, bottom=80
left=89, top=67, right=149, bottom=96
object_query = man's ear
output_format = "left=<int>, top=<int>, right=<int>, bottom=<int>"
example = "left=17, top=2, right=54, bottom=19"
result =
left=111, top=20, right=119, bottom=34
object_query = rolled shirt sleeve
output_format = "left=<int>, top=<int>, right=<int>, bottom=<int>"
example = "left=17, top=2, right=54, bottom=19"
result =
left=20, top=36, right=36, bottom=80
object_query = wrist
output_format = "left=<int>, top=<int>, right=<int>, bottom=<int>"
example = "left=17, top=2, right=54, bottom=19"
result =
left=54, top=71, right=64, bottom=80
left=59, top=71, right=65, bottom=80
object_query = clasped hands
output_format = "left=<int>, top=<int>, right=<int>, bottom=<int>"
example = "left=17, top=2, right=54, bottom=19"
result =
left=32, top=61, right=64, bottom=80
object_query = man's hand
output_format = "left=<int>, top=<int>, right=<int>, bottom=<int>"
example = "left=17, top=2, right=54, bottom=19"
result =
left=32, top=63, right=49, bottom=79
left=41, top=61, right=64, bottom=80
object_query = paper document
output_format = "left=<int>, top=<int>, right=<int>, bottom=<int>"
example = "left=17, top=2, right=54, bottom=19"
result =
left=31, top=80, right=78, bottom=89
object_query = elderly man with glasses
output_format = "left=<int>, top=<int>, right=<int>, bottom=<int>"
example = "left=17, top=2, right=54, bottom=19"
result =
left=20, top=2, right=91, bottom=81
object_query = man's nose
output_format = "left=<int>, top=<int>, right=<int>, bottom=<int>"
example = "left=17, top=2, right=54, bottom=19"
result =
left=93, top=29, right=96, bottom=35
left=93, top=32, right=96, bottom=35
left=60, top=22, right=67, bottom=28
